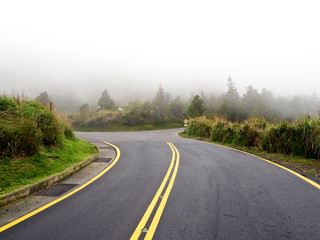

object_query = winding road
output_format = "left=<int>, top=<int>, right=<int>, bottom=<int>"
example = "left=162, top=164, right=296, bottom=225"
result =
left=1, top=129, right=320, bottom=239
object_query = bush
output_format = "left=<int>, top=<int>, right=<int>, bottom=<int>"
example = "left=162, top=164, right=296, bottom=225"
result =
left=210, top=119, right=235, bottom=143
left=187, top=117, right=212, bottom=138
left=0, top=96, right=19, bottom=114
left=0, top=115, right=42, bottom=157
left=186, top=115, right=320, bottom=159
left=262, top=121, right=296, bottom=155
left=20, top=99, right=63, bottom=146
left=294, top=117, right=320, bottom=158
left=238, top=118, right=267, bottom=147
left=58, top=114, right=76, bottom=140
left=36, top=111, right=63, bottom=146
left=71, top=110, right=126, bottom=128
left=0, top=95, right=75, bottom=158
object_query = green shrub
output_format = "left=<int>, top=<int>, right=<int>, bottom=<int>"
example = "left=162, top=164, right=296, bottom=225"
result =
left=186, top=117, right=211, bottom=138
left=294, top=117, right=320, bottom=158
left=0, top=95, right=75, bottom=158
left=58, top=114, right=76, bottom=140
left=20, top=100, right=63, bottom=146
left=188, top=117, right=212, bottom=138
left=186, top=115, right=320, bottom=159
left=238, top=118, right=267, bottom=147
left=36, top=111, right=63, bottom=146
left=262, top=121, right=295, bottom=154
left=210, top=119, right=235, bottom=143
left=0, top=96, right=19, bottom=115
left=0, top=115, right=42, bottom=157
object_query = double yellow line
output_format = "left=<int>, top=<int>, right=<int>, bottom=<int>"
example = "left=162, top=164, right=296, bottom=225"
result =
left=1, top=141, right=181, bottom=238
left=130, top=142, right=180, bottom=240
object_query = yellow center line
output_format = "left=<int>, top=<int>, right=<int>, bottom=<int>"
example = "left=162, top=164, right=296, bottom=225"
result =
left=144, top=142, right=180, bottom=240
left=130, top=142, right=180, bottom=240
left=0, top=141, right=121, bottom=233
left=130, top=142, right=175, bottom=239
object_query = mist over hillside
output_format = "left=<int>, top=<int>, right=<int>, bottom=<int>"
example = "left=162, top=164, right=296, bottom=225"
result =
left=1, top=0, right=319, bottom=117
left=17, top=80, right=317, bottom=125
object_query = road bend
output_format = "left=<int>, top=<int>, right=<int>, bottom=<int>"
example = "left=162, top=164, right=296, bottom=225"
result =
left=1, top=129, right=320, bottom=239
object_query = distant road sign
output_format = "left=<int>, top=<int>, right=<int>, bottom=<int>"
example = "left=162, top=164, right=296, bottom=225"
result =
left=184, top=119, right=188, bottom=125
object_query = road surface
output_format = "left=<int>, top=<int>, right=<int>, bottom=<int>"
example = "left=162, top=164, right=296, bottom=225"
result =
left=1, top=129, right=320, bottom=239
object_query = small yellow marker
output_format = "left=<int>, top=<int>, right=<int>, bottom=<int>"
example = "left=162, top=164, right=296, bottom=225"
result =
left=184, top=119, right=188, bottom=126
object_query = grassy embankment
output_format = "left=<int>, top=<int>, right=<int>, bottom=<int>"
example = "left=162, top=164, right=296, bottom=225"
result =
left=181, top=116, right=320, bottom=178
left=0, top=95, right=97, bottom=195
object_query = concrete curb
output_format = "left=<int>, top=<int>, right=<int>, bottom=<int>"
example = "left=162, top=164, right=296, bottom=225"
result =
left=0, top=153, right=98, bottom=207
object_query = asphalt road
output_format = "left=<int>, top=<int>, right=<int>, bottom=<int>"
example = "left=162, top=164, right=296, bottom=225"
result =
left=2, top=129, right=320, bottom=239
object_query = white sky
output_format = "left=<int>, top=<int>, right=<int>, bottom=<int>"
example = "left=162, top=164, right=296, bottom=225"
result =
left=0, top=0, right=320, bottom=100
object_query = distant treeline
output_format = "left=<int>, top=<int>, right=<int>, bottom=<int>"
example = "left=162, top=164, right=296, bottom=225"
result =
left=66, top=77, right=320, bottom=128
left=201, top=77, right=320, bottom=122
left=69, top=86, right=187, bottom=128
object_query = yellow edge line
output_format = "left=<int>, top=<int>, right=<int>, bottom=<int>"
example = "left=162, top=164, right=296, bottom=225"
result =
left=130, top=142, right=175, bottom=240
left=0, top=141, right=121, bottom=233
left=202, top=140, right=320, bottom=190
left=144, top=142, right=180, bottom=240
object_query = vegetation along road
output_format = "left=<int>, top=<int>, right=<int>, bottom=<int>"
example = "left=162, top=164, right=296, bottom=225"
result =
left=1, top=129, right=320, bottom=239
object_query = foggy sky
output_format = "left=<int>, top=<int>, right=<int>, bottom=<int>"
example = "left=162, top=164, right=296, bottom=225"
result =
left=1, top=0, right=320, bottom=104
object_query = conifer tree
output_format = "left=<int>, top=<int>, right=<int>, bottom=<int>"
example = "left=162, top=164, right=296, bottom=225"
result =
left=188, top=95, right=205, bottom=117
left=98, top=89, right=116, bottom=110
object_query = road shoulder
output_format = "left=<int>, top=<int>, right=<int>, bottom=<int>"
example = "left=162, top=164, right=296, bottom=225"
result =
left=0, top=141, right=117, bottom=229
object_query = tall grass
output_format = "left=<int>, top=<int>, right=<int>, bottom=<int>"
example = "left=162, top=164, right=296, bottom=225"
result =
left=56, top=112, right=75, bottom=140
left=0, top=95, right=75, bottom=158
left=186, top=115, right=320, bottom=159
left=69, top=110, right=125, bottom=128
left=0, top=114, right=42, bottom=156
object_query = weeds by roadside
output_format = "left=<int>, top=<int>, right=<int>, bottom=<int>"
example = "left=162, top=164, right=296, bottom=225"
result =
left=182, top=116, right=320, bottom=179
left=0, top=95, right=74, bottom=158
left=186, top=116, right=320, bottom=159
left=0, top=94, right=96, bottom=195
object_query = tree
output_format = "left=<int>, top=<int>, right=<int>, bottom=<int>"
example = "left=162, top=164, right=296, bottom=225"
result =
left=153, top=84, right=168, bottom=124
left=36, top=92, right=50, bottom=107
left=226, top=76, right=239, bottom=102
left=169, top=96, right=186, bottom=122
left=98, top=89, right=116, bottom=110
left=153, top=84, right=167, bottom=106
left=124, top=101, right=154, bottom=125
left=207, top=92, right=220, bottom=114
left=200, top=91, right=210, bottom=112
left=188, top=95, right=205, bottom=117
left=79, top=103, right=90, bottom=113
left=242, top=85, right=262, bottom=117
left=218, top=76, right=243, bottom=121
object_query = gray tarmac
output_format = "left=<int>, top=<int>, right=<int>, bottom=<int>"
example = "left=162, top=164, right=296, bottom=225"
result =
left=1, top=128, right=320, bottom=239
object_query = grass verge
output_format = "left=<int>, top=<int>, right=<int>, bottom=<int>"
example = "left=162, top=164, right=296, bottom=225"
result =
left=74, top=123, right=183, bottom=132
left=179, top=131, right=320, bottom=181
left=0, top=138, right=97, bottom=195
